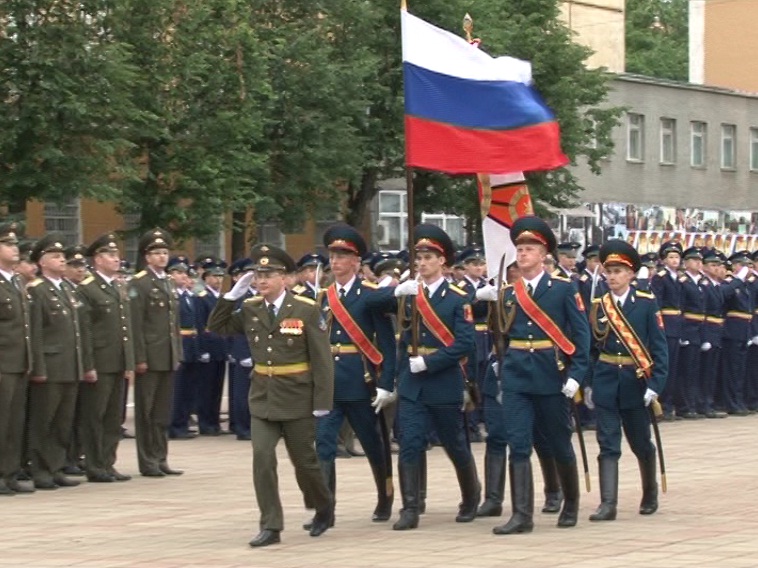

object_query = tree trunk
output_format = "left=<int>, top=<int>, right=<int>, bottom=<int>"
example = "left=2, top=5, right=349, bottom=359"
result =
left=231, top=209, right=248, bottom=260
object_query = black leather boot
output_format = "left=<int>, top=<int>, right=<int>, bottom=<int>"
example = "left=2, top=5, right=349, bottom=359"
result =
left=589, top=458, right=618, bottom=521
left=393, top=461, right=420, bottom=530
left=454, top=459, right=481, bottom=522
left=555, top=461, right=579, bottom=528
left=538, top=453, right=563, bottom=513
left=370, top=461, right=394, bottom=522
left=638, top=453, right=658, bottom=515
left=477, top=453, right=506, bottom=517
left=418, top=451, right=427, bottom=514
left=303, top=460, right=336, bottom=531
left=493, top=460, right=534, bottom=535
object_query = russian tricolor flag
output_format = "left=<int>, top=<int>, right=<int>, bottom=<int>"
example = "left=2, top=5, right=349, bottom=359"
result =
left=402, top=10, right=568, bottom=174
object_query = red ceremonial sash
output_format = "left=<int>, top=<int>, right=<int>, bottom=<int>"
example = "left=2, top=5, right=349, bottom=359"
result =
left=326, top=284, right=383, bottom=366
left=415, top=286, right=455, bottom=347
left=601, top=293, right=653, bottom=379
left=513, top=279, right=575, bottom=356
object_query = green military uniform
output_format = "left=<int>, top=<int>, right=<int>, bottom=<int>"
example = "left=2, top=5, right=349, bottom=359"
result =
left=0, top=223, right=33, bottom=494
left=207, top=244, right=334, bottom=545
left=129, top=229, right=182, bottom=476
left=27, top=234, right=88, bottom=489
left=76, top=233, right=135, bottom=481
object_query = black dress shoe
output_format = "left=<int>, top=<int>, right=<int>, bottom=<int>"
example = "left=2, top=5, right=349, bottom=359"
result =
left=87, top=472, right=115, bottom=483
left=309, top=508, right=333, bottom=537
left=199, top=428, right=221, bottom=436
left=53, top=474, right=81, bottom=487
left=109, top=470, right=132, bottom=482
left=249, top=529, right=280, bottom=547
left=6, top=479, right=35, bottom=493
left=141, top=469, right=166, bottom=478
left=34, top=479, right=58, bottom=490
left=705, top=410, right=727, bottom=419
left=121, top=430, right=135, bottom=439
left=680, top=412, right=700, bottom=420
left=0, top=480, right=15, bottom=496
left=169, top=431, right=197, bottom=440
left=236, top=433, right=251, bottom=441
left=62, top=465, right=85, bottom=476
left=159, top=464, right=184, bottom=475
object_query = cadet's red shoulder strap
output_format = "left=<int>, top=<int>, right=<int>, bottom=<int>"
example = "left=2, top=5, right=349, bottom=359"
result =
left=415, top=286, right=455, bottom=347
left=513, top=278, right=575, bottom=356
left=601, top=293, right=653, bottom=379
left=326, top=284, right=383, bottom=366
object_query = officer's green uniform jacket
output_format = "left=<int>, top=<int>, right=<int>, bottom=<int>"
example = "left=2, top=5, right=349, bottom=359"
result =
left=0, top=272, right=31, bottom=374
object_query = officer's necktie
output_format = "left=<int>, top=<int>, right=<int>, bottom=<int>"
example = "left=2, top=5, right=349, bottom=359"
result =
left=268, top=302, right=277, bottom=324
left=339, top=287, right=346, bottom=301
left=527, top=283, right=534, bottom=296
left=617, top=300, right=623, bottom=310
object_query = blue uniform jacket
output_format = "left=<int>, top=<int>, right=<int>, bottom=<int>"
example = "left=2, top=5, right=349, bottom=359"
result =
left=195, top=289, right=227, bottom=361
left=679, top=273, right=708, bottom=344
left=721, top=276, right=752, bottom=341
left=456, top=277, right=491, bottom=365
left=702, top=278, right=725, bottom=347
left=748, top=274, right=758, bottom=338
left=651, top=269, right=682, bottom=338
left=578, top=270, right=608, bottom=312
left=368, top=280, right=475, bottom=405
left=321, top=279, right=397, bottom=401
left=590, top=289, right=668, bottom=410
left=501, top=273, right=591, bottom=395
left=177, top=290, right=199, bottom=363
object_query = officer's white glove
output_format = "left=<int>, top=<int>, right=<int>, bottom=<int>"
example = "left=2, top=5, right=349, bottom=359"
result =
left=561, top=378, right=580, bottom=399
left=643, top=388, right=658, bottom=407
left=475, top=284, right=498, bottom=302
left=409, top=356, right=427, bottom=373
left=399, top=269, right=411, bottom=282
left=394, top=279, right=419, bottom=297
left=678, top=339, right=690, bottom=347
left=371, top=388, right=396, bottom=414
left=584, top=387, right=595, bottom=410
left=753, top=336, right=758, bottom=346
left=313, top=410, right=330, bottom=417
left=748, top=338, right=754, bottom=347
left=636, top=266, right=650, bottom=280
left=239, top=357, right=253, bottom=368
left=199, top=353, right=211, bottom=363
left=224, top=271, right=255, bottom=301
left=700, top=342, right=712, bottom=352
left=228, top=354, right=236, bottom=363
left=377, top=275, right=394, bottom=288
left=735, top=266, right=750, bottom=281
left=491, top=361, right=499, bottom=376
left=461, top=389, right=472, bottom=411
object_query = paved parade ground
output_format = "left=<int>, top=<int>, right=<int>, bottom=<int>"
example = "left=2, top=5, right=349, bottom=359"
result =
left=4, top=413, right=758, bottom=568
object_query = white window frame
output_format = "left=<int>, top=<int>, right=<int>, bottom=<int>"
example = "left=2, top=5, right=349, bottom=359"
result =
left=660, top=118, right=676, bottom=164
left=691, top=121, right=706, bottom=167
left=376, top=190, right=408, bottom=250
left=627, top=113, right=644, bottom=162
left=44, top=199, right=81, bottom=244
left=750, top=127, right=758, bottom=172
left=721, top=123, right=736, bottom=170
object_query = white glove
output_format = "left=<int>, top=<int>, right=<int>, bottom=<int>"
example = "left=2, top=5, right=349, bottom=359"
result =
left=399, top=269, right=411, bottom=282
left=491, top=361, right=499, bottom=376
left=224, top=271, right=255, bottom=300
left=409, top=355, right=427, bottom=373
left=561, top=378, right=580, bottom=399
left=748, top=338, right=754, bottom=347
left=636, top=266, right=650, bottom=280
left=394, top=279, right=419, bottom=297
left=584, top=387, right=595, bottom=410
left=700, top=342, right=712, bottom=352
left=199, top=353, right=211, bottom=363
left=678, top=339, right=690, bottom=347
left=476, top=284, right=498, bottom=302
left=461, top=389, right=472, bottom=411
left=228, top=355, right=236, bottom=363
left=377, top=275, right=393, bottom=288
left=313, top=410, right=330, bottom=417
left=752, top=336, right=758, bottom=346
left=735, top=266, right=750, bottom=281
left=371, top=388, right=396, bottom=414
left=239, top=357, right=253, bottom=368
left=643, top=388, right=658, bottom=407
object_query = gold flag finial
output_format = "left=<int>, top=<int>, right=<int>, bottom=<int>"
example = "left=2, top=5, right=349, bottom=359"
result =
left=401, top=0, right=407, bottom=11
left=463, top=13, right=474, bottom=43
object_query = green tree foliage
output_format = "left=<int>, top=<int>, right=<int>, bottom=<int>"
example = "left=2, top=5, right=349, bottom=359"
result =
left=626, top=0, right=688, bottom=81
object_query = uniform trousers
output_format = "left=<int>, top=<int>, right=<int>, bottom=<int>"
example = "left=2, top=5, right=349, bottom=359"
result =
left=79, top=373, right=125, bottom=476
left=483, top=393, right=507, bottom=457
left=676, top=343, right=701, bottom=414
left=660, top=337, right=681, bottom=414
left=503, top=392, right=575, bottom=464
left=196, top=360, right=226, bottom=432
left=594, top=404, right=655, bottom=461
left=316, top=400, right=385, bottom=466
left=0, top=373, right=29, bottom=481
left=169, top=362, right=200, bottom=436
left=699, top=347, right=721, bottom=414
left=397, top=397, right=472, bottom=468
left=135, top=370, right=174, bottom=473
left=230, top=364, right=252, bottom=437
left=27, top=381, right=78, bottom=482
left=745, top=345, right=758, bottom=411
left=721, top=338, right=748, bottom=413
left=250, top=415, right=331, bottom=532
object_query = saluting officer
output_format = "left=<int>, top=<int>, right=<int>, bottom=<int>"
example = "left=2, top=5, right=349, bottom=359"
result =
left=586, top=240, right=668, bottom=521
left=0, top=223, right=34, bottom=495
left=313, top=224, right=397, bottom=527
left=129, top=228, right=183, bottom=477
left=207, top=244, right=334, bottom=547
left=369, top=224, right=480, bottom=531
left=76, top=233, right=134, bottom=482
left=490, top=217, right=590, bottom=534
left=27, top=234, right=94, bottom=489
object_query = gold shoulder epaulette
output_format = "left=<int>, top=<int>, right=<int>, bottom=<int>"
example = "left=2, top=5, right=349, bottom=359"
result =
left=243, top=296, right=263, bottom=304
left=448, top=284, right=467, bottom=296
left=134, top=270, right=147, bottom=279
left=197, top=290, right=207, bottom=297
left=361, top=280, right=378, bottom=289
left=28, top=278, right=43, bottom=288
left=748, top=275, right=756, bottom=283
left=456, top=280, right=468, bottom=288
left=591, top=297, right=602, bottom=304
left=552, top=274, right=570, bottom=283
left=656, top=269, right=666, bottom=277
left=291, top=284, right=306, bottom=294
left=294, top=295, right=316, bottom=305
left=678, top=275, right=688, bottom=282
left=636, top=290, right=655, bottom=299
left=80, top=276, right=94, bottom=286
left=580, top=274, right=589, bottom=282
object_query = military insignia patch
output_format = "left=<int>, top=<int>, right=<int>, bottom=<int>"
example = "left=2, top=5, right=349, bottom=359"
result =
left=655, top=311, right=664, bottom=330
left=319, top=314, right=328, bottom=331
left=575, top=293, right=585, bottom=312
left=463, top=304, right=473, bottom=323
left=128, top=287, right=139, bottom=299
left=280, top=319, right=304, bottom=335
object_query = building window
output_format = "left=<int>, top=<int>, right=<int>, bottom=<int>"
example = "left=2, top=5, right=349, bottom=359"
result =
left=660, top=118, right=676, bottom=164
left=194, top=232, right=223, bottom=261
left=44, top=199, right=81, bottom=244
left=721, top=124, right=736, bottom=169
left=627, top=113, right=644, bottom=161
left=750, top=128, right=758, bottom=171
left=421, top=214, right=465, bottom=247
left=691, top=121, right=706, bottom=167
left=376, top=190, right=408, bottom=250
left=122, top=212, right=141, bottom=265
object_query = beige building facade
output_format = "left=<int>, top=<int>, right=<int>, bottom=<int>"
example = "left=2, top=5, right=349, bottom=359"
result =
left=561, top=0, right=625, bottom=73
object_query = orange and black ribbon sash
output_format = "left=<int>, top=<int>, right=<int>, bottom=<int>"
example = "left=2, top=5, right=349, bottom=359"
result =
left=415, top=287, right=455, bottom=347
left=326, top=284, right=383, bottom=366
left=601, top=293, right=653, bottom=379
left=513, top=279, right=575, bottom=356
